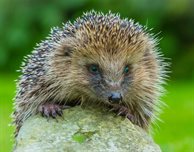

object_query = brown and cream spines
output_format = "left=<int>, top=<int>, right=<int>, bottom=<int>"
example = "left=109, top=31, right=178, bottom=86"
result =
left=13, top=11, right=168, bottom=136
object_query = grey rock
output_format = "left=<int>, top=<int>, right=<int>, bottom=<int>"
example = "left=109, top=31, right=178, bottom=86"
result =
left=14, top=105, right=161, bottom=152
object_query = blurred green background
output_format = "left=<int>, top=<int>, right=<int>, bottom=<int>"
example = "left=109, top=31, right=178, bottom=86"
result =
left=0, top=0, right=193, bottom=151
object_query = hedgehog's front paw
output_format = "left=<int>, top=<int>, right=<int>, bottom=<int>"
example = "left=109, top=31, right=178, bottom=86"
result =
left=38, top=103, right=66, bottom=118
left=111, top=104, right=135, bottom=122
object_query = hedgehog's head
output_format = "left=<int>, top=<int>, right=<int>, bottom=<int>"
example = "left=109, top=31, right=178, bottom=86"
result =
left=53, top=11, right=163, bottom=106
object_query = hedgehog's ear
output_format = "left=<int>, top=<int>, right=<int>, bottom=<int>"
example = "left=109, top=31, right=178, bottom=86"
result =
left=63, top=46, right=73, bottom=57
left=57, top=45, right=73, bottom=57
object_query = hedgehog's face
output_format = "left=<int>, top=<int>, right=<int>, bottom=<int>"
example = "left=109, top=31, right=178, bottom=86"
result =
left=84, top=62, right=132, bottom=104
left=71, top=47, right=141, bottom=105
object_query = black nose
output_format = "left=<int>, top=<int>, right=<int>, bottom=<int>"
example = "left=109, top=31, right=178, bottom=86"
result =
left=108, top=92, right=122, bottom=103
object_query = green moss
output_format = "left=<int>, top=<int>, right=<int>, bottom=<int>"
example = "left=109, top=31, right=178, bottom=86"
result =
left=72, top=130, right=96, bottom=143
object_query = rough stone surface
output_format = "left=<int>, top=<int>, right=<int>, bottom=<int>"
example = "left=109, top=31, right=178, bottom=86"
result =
left=14, top=105, right=161, bottom=152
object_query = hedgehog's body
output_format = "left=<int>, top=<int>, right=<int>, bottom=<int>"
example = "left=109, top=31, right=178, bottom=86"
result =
left=13, top=11, right=167, bottom=136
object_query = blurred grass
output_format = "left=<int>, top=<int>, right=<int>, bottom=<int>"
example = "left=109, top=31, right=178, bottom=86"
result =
left=0, top=0, right=193, bottom=80
left=0, top=74, right=15, bottom=152
left=154, top=81, right=194, bottom=152
left=0, top=74, right=193, bottom=152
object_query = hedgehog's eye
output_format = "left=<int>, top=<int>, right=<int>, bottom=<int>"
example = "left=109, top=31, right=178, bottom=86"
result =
left=88, top=64, right=100, bottom=74
left=123, top=65, right=131, bottom=75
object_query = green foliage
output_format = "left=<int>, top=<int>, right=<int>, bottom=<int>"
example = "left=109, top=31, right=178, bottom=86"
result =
left=0, top=75, right=15, bottom=152
left=0, top=0, right=193, bottom=79
left=153, top=81, right=194, bottom=152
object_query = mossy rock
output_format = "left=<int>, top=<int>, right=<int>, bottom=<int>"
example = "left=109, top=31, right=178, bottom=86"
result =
left=14, top=105, right=161, bottom=152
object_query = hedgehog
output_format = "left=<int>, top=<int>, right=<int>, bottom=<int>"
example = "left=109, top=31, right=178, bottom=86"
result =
left=13, top=11, right=168, bottom=136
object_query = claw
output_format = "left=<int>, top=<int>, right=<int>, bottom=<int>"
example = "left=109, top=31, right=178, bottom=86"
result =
left=56, top=110, right=63, bottom=116
left=126, top=113, right=134, bottom=122
left=110, top=104, right=134, bottom=120
left=51, top=110, right=57, bottom=118
left=38, top=103, right=67, bottom=119
left=43, top=107, right=50, bottom=118
left=117, top=111, right=123, bottom=116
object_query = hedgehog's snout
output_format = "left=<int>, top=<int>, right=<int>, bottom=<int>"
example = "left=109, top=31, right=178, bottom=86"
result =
left=108, top=92, right=122, bottom=103
left=105, top=79, right=123, bottom=103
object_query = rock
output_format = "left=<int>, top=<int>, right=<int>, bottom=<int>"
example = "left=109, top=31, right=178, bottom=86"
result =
left=14, top=105, right=161, bottom=152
